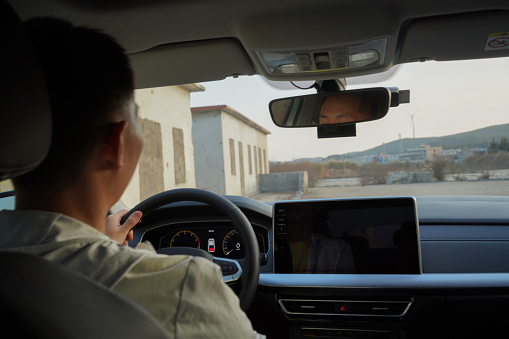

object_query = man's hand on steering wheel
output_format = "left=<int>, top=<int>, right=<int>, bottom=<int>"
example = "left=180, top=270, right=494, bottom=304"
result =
left=105, top=209, right=142, bottom=246
left=119, top=188, right=260, bottom=312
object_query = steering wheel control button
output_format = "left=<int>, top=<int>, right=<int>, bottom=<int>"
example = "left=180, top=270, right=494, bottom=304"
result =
left=213, top=258, right=242, bottom=283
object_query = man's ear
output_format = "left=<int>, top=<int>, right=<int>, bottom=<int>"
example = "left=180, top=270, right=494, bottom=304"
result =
left=103, top=121, right=128, bottom=169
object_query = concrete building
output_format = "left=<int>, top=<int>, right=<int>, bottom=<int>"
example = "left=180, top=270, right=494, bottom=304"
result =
left=0, top=180, right=13, bottom=192
left=122, top=84, right=205, bottom=207
left=192, top=105, right=270, bottom=196
left=399, top=145, right=444, bottom=163
left=423, top=145, right=444, bottom=160
left=378, top=153, right=400, bottom=164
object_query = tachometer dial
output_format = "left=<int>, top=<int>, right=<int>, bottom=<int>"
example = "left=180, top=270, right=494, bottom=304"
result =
left=170, top=230, right=200, bottom=249
left=222, top=230, right=244, bottom=259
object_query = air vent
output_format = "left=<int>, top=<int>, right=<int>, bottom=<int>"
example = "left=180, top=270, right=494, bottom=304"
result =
left=279, top=299, right=412, bottom=318
left=301, top=328, right=391, bottom=338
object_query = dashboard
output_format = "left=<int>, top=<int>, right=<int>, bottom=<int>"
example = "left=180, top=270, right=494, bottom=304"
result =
left=141, top=221, right=268, bottom=260
left=130, top=195, right=509, bottom=339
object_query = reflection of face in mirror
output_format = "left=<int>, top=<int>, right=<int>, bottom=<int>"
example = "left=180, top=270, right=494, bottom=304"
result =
left=319, top=93, right=374, bottom=125
left=269, top=88, right=388, bottom=128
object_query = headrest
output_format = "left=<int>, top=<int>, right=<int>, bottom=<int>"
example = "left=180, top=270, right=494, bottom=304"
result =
left=0, top=1, right=51, bottom=180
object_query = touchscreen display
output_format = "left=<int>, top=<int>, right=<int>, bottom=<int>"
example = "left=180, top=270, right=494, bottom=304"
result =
left=273, top=198, right=421, bottom=274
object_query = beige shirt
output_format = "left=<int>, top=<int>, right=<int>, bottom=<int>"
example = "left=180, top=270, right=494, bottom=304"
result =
left=0, top=210, right=264, bottom=339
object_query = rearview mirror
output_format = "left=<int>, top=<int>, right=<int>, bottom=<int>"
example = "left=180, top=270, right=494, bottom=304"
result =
left=269, top=87, right=392, bottom=127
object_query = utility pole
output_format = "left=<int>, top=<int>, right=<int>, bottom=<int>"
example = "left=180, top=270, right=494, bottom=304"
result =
left=407, top=110, right=418, bottom=139
left=399, top=133, right=403, bottom=153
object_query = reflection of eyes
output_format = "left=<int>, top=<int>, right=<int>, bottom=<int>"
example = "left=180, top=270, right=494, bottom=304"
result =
left=319, top=113, right=352, bottom=123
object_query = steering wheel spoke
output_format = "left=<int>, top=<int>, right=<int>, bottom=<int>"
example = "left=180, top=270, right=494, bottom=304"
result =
left=213, top=257, right=242, bottom=283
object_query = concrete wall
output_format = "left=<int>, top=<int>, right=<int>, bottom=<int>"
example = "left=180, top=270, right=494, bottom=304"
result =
left=122, top=85, right=203, bottom=208
left=259, top=171, right=308, bottom=193
left=192, top=111, right=226, bottom=194
left=220, top=112, right=269, bottom=196
left=192, top=106, right=270, bottom=196
left=385, top=171, right=432, bottom=185
left=0, top=180, right=13, bottom=192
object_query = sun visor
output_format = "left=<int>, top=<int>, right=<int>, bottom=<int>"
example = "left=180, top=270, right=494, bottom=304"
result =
left=129, top=39, right=255, bottom=89
left=400, top=11, right=509, bottom=63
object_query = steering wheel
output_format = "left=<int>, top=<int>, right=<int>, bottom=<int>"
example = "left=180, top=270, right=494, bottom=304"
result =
left=120, top=188, right=260, bottom=311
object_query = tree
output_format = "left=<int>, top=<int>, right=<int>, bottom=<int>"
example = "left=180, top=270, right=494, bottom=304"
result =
left=499, top=137, right=509, bottom=152
left=431, top=157, right=448, bottom=181
left=488, top=138, right=499, bottom=154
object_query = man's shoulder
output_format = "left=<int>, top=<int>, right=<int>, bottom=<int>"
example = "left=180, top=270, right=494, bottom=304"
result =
left=128, top=251, right=219, bottom=277
left=0, top=209, right=109, bottom=245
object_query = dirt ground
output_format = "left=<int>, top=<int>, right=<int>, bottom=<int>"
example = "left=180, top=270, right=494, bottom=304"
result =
left=251, top=180, right=509, bottom=201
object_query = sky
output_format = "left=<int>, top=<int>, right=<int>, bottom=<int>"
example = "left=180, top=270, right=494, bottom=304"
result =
left=190, top=57, right=509, bottom=162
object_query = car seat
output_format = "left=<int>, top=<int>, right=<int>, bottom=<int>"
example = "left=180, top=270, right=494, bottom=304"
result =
left=0, top=1, right=170, bottom=337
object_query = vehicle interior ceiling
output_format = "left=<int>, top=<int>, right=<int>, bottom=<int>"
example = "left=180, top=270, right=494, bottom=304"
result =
left=12, top=0, right=509, bottom=88
left=8, top=1, right=509, bottom=339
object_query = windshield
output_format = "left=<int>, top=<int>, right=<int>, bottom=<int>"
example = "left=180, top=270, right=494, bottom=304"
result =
left=2, top=57, right=508, bottom=204
left=189, top=57, right=509, bottom=201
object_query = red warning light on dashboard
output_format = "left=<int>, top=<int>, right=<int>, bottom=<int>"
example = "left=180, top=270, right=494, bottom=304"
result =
left=336, top=303, right=349, bottom=313
left=208, top=238, right=215, bottom=253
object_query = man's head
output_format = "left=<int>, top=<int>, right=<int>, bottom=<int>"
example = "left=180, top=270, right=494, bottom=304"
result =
left=319, top=93, right=373, bottom=125
left=13, top=18, right=143, bottom=205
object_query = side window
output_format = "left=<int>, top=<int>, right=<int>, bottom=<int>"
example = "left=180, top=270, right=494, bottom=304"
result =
left=0, top=191, right=15, bottom=211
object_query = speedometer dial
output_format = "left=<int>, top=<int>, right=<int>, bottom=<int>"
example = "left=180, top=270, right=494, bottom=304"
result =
left=222, top=230, right=244, bottom=259
left=170, top=230, right=200, bottom=249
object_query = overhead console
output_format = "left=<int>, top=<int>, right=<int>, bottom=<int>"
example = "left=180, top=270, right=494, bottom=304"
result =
left=273, top=197, right=422, bottom=275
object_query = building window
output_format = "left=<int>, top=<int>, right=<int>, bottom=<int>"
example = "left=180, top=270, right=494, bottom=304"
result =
left=139, top=118, right=164, bottom=200
left=258, top=147, right=263, bottom=174
left=263, top=149, right=267, bottom=173
left=229, top=138, right=236, bottom=175
left=253, top=145, right=258, bottom=176
left=247, top=145, right=252, bottom=175
left=238, top=141, right=245, bottom=195
left=172, top=127, right=186, bottom=184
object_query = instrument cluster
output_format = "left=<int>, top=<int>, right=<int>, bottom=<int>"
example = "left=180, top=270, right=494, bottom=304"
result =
left=142, top=222, right=267, bottom=260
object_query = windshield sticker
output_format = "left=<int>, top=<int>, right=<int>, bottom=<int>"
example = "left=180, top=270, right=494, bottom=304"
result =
left=485, top=32, right=509, bottom=51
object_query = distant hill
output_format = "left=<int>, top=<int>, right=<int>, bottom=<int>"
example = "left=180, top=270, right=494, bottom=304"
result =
left=290, top=157, right=323, bottom=163
left=289, top=123, right=509, bottom=163
left=329, top=123, right=509, bottom=160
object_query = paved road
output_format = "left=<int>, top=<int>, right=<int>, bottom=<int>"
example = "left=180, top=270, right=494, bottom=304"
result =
left=251, top=180, right=509, bottom=201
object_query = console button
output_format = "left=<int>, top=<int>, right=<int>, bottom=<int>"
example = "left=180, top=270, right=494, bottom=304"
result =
left=335, top=302, right=350, bottom=314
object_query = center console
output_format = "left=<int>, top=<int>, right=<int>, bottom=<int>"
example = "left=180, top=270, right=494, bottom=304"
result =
left=268, top=197, right=422, bottom=338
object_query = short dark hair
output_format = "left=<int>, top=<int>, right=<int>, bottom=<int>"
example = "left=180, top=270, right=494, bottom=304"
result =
left=14, top=17, right=134, bottom=189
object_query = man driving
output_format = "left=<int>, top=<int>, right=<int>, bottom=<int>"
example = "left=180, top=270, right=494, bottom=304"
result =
left=0, top=17, right=263, bottom=339
left=319, top=92, right=374, bottom=125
